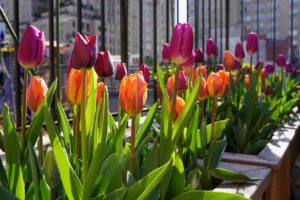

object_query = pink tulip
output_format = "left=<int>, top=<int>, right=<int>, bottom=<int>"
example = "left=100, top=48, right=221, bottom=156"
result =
left=246, top=32, right=258, bottom=55
left=206, top=38, right=217, bottom=58
left=195, top=48, right=204, bottom=64
left=170, top=23, right=194, bottom=65
left=70, top=32, right=97, bottom=69
left=115, top=63, right=127, bottom=80
left=94, top=50, right=115, bottom=77
left=181, top=51, right=195, bottom=68
left=178, top=70, right=188, bottom=90
left=276, top=54, right=287, bottom=68
left=17, top=25, right=45, bottom=69
left=139, top=64, right=150, bottom=83
left=162, top=43, right=171, bottom=63
left=235, top=42, right=245, bottom=60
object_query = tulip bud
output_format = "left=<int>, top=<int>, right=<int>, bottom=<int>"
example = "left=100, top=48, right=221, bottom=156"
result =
left=166, top=71, right=188, bottom=97
left=170, top=23, right=194, bottom=65
left=207, top=70, right=227, bottom=97
left=233, top=59, right=241, bottom=71
left=162, top=43, right=171, bottom=63
left=244, top=74, right=250, bottom=89
left=44, top=151, right=59, bottom=189
left=246, top=32, right=258, bottom=55
left=96, top=82, right=105, bottom=105
left=195, top=48, right=204, bottom=64
left=265, top=85, right=272, bottom=96
left=181, top=51, right=195, bottom=68
left=223, top=50, right=235, bottom=71
left=26, top=76, right=48, bottom=112
left=235, top=42, right=245, bottom=60
left=70, top=32, right=97, bottom=69
left=215, top=64, right=225, bottom=72
left=17, top=25, right=45, bottom=69
left=198, top=76, right=208, bottom=101
left=119, top=72, right=147, bottom=116
left=65, top=68, right=90, bottom=105
left=276, top=54, right=287, bottom=68
left=94, top=50, right=115, bottom=77
left=139, top=64, right=150, bottom=83
left=115, top=63, right=127, bottom=80
left=255, top=60, right=264, bottom=70
left=206, top=38, right=217, bottom=58
left=168, top=96, right=185, bottom=122
left=264, top=64, right=274, bottom=74
left=286, top=63, right=293, bottom=73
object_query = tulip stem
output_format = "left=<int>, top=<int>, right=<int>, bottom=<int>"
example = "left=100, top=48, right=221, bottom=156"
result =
left=170, top=65, right=180, bottom=122
left=201, top=100, right=205, bottom=121
left=38, top=131, right=43, bottom=165
left=118, top=101, right=121, bottom=128
left=130, top=115, right=136, bottom=174
left=74, top=105, right=81, bottom=156
left=80, top=68, right=88, bottom=185
left=178, top=135, right=183, bottom=159
left=250, top=55, right=253, bottom=75
left=21, top=69, right=29, bottom=158
left=211, top=97, right=217, bottom=139
left=237, top=70, right=241, bottom=111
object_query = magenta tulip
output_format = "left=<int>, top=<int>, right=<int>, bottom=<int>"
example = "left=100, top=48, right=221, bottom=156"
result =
left=206, top=38, right=217, bottom=58
left=265, top=86, right=272, bottom=96
left=170, top=23, right=194, bottom=65
left=195, top=48, right=204, bottom=64
left=115, top=63, right=127, bottom=80
left=286, top=63, right=293, bottom=73
left=216, top=64, right=225, bottom=72
left=70, top=32, right=97, bottom=69
left=235, top=42, right=245, bottom=60
left=139, top=64, right=150, bottom=83
left=181, top=51, right=195, bottom=68
left=246, top=32, right=258, bottom=55
left=276, top=54, right=287, bottom=67
left=255, top=60, right=264, bottom=70
left=17, top=25, right=45, bottom=69
left=233, top=59, right=241, bottom=71
left=264, top=64, right=274, bottom=74
left=94, top=50, right=114, bottom=77
left=178, top=70, right=188, bottom=90
left=162, top=43, right=171, bottom=63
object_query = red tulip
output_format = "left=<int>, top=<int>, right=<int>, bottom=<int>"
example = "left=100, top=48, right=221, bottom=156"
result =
left=244, top=74, right=250, bottom=89
left=235, top=42, right=245, bottom=60
left=181, top=51, right=195, bottom=68
left=26, top=76, right=48, bottom=112
left=246, top=32, right=258, bottom=55
left=276, top=54, right=287, bottom=68
left=115, top=63, right=127, bottom=80
left=170, top=23, right=194, bottom=65
left=195, top=48, right=204, bottom=64
left=139, top=64, right=150, bottom=83
left=206, top=38, right=217, bottom=58
left=17, top=25, right=45, bottom=69
left=162, top=43, right=171, bottom=63
left=70, top=32, right=97, bottom=69
left=94, top=50, right=115, bottom=77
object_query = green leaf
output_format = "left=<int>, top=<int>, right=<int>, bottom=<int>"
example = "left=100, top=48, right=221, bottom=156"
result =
left=57, top=101, right=72, bottom=150
left=208, top=168, right=255, bottom=183
left=206, top=138, right=227, bottom=169
left=172, top=77, right=201, bottom=143
left=172, top=190, right=249, bottom=200
left=103, top=188, right=126, bottom=200
left=156, top=65, right=167, bottom=95
left=123, top=157, right=174, bottom=200
left=141, top=140, right=159, bottom=177
left=0, top=186, right=18, bottom=200
left=188, top=105, right=200, bottom=155
left=87, top=69, right=98, bottom=135
left=0, top=156, right=8, bottom=188
left=43, top=105, right=82, bottom=200
left=243, top=140, right=269, bottom=154
left=3, top=104, right=25, bottom=199
left=206, top=119, right=229, bottom=144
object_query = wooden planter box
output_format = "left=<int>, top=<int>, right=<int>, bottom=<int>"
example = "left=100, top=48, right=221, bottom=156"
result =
left=221, top=111, right=300, bottom=200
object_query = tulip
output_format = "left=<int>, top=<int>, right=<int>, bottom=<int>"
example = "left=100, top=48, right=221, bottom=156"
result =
left=223, top=50, right=235, bottom=71
left=232, top=73, right=238, bottom=84
left=276, top=54, right=287, bottom=68
left=139, top=64, right=150, bottom=83
left=96, top=82, right=105, bottom=105
left=170, top=23, right=194, bottom=65
left=233, top=59, right=241, bottom=71
left=119, top=71, right=147, bottom=116
left=245, top=66, right=251, bottom=74
left=70, top=32, right=97, bottom=69
left=166, top=71, right=188, bottom=96
left=246, top=32, right=258, bottom=55
left=168, top=96, right=185, bottom=122
left=26, top=76, right=48, bottom=112
left=286, top=63, right=293, bottom=73
left=195, top=48, right=204, bottom=64
left=94, top=50, right=114, bottom=78
left=181, top=51, right=195, bottom=68
left=17, top=25, right=45, bottom=69
left=194, top=65, right=207, bottom=82
left=265, top=86, right=272, bottom=96
left=215, top=64, right=225, bottom=72
left=115, top=63, right=127, bottom=80
left=244, top=74, right=250, bottom=89
left=162, top=43, right=171, bottom=63
left=206, top=38, right=217, bottom=58
left=235, top=42, right=245, bottom=60
left=65, top=68, right=90, bottom=105
left=261, top=68, right=266, bottom=87
left=198, top=76, right=208, bottom=101
left=255, top=60, right=264, bottom=70
left=207, top=70, right=227, bottom=97
left=264, top=64, right=274, bottom=74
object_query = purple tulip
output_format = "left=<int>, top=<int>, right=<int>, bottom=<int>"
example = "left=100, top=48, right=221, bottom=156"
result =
left=162, top=43, right=171, bottom=63
left=255, top=60, right=264, bottom=70
left=246, top=32, right=258, bottom=55
left=195, top=48, right=204, bottom=64
left=139, top=64, right=150, bottom=83
left=276, top=54, right=287, bottom=68
left=71, top=32, right=97, bottom=69
left=181, top=51, right=195, bottom=68
left=245, top=66, right=251, bottom=74
left=265, top=86, right=272, bottom=96
left=285, top=63, right=293, bottom=73
left=216, top=64, right=225, bottom=72
left=17, top=25, right=45, bottom=69
left=235, top=42, right=245, bottom=60
left=94, top=50, right=115, bottom=77
left=115, top=63, right=127, bottom=80
left=233, top=59, right=241, bottom=71
left=264, top=64, right=275, bottom=74
left=206, top=38, right=217, bottom=58
left=170, top=23, right=194, bottom=65
left=178, top=70, right=188, bottom=90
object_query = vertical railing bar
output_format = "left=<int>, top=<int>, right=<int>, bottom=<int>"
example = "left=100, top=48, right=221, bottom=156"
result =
left=13, top=0, right=21, bottom=127
left=202, top=0, right=205, bottom=51
left=56, top=0, right=61, bottom=101
left=177, top=0, right=179, bottom=23
left=208, top=0, right=211, bottom=37
left=214, top=0, right=217, bottom=43
left=273, top=0, right=276, bottom=66
left=187, top=0, right=189, bottom=23
left=101, top=0, right=105, bottom=50
left=166, top=0, right=169, bottom=41
left=120, top=0, right=128, bottom=67
left=241, top=0, right=243, bottom=43
left=171, top=0, right=174, bottom=28
left=225, top=0, right=229, bottom=50
left=49, top=0, right=55, bottom=111
left=139, top=0, right=143, bottom=65
left=77, top=0, right=82, bottom=33
left=195, top=0, right=199, bottom=48
left=220, top=0, right=223, bottom=62
left=291, top=0, right=294, bottom=63
left=257, top=0, right=259, bottom=60
left=153, top=0, right=157, bottom=101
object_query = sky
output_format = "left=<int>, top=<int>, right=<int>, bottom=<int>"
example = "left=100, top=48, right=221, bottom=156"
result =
left=178, top=0, right=187, bottom=23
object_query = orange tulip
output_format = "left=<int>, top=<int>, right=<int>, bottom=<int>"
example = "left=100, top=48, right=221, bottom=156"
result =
left=96, top=82, right=105, bottom=105
left=26, top=76, right=48, bottom=112
left=207, top=70, right=227, bottom=97
left=260, top=68, right=266, bottom=86
left=223, top=50, right=235, bottom=71
left=65, top=68, right=90, bottom=105
left=193, top=65, right=207, bottom=83
left=244, top=74, right=250, bottom=89
left=169, top=96, right=185, bottom=122
left=232, top=73, right=238, bottom=84
left=198, top=76, right=208, bottom=100
left=119, top=71, right=147, bottom=116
